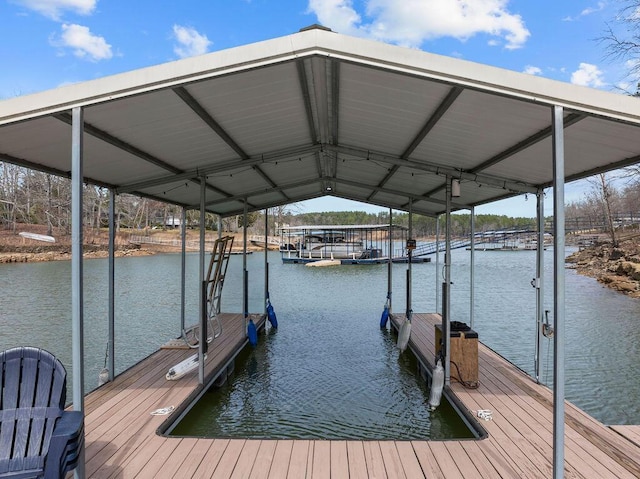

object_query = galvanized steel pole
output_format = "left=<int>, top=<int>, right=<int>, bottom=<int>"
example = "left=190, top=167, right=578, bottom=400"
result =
left=552, top=105, right=566, bottom=479
left=444, top=177, right=452, bottom=385
left=535, top=189, right=545, bottom=383
left=470, top=206, right=475, bottom=330
left=71, top=106, right=86, bottom=479
left=388, top=208, right=393, bottom=312
left=264, top=209, right=268, bottom=313
left=180, top=207, right=187, bottom=335
left=108, top=189, right=115, bottom=382
left=198, top=177, right=206, bottom=385
left=435, top=215, right=440, bottom=314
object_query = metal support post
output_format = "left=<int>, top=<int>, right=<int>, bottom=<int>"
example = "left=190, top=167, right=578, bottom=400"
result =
left=264, top=209, right=269, bottom=313
left=180, top=207, right=187, bottom=335
left=534, top=189, right=545, bottom=383
left=435, top=215, right=440, bottom=314
left=552, top=105, right=566, bottom=479
left=198, top=177, right=206, bottom=385
left=243, top=200, right=248, bottom=320
left=71, top=106, right=85, bottom=479
left=444, top=177, right=452, bottom=385
left=470, top=206, right=475, bottom=329
left=388, top=208, right=393, bottom=312
left=107, top=189, right=115, bottom=382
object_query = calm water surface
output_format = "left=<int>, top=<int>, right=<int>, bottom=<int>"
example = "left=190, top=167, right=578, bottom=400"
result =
left=1, top=246, right=639, bottom=428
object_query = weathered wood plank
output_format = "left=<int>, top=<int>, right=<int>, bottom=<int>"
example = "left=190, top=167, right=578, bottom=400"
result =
left=428, top=442, right=463, bottom=479
left=345, top=441, right=369, bottom=479
left=411, top=441, right=446, bottom=479
left=208, top=439, right=242, bottom=479
left=362, top=441, right=388, bottom=479
left=378, top=441, right=406, bottom=479
left=329, top=440, right=349, bottom=478
left=309, top=440, right=330, bottom=479
left=394, top=441, right=427, bottom=478
left=228, top=440, right=261, bottom=479
left=248, top=440, right=278, bottom=479
left=187, top=439, right=230, bottom=479
left=286, top=440, right=310, bottom=479
left=267, top=440, right=293, bottom=479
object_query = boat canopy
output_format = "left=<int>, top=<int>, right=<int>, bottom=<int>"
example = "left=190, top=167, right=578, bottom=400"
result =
left=1, top=25, right=639, bottom=218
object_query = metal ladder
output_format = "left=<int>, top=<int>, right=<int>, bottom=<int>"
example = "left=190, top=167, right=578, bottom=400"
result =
left=182, top=236, right=234, bottom=348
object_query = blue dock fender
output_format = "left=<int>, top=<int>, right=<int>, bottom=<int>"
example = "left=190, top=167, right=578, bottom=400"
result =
left=379, top=292, right=391, bottom=328
left=266, top=293, right=278, bottom=328
left=247, top=318, right=258, bottom=346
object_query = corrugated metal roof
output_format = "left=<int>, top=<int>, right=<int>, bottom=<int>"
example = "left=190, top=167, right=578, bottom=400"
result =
left=1, top=26, right=640, bottom=217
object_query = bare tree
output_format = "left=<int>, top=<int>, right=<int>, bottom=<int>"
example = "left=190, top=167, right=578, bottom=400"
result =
left=600, top=1, right=640, bottom=93
left=587, top=173, right=620, bottom=246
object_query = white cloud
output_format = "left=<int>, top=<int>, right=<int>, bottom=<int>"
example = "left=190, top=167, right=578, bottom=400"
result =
left=172, top=25, right=212, bottom=58
left=307, top=0, right=362, bottom=35
left=563, top=1, right=606, bottom=22
left=523, top=65, right=542, bottom=76
left=12, top=0, right=97, bottom=21
left=52, top=23, right=112, bottom=61
left=570, top=63, right=605, bottom=87
left=307, top=0, right=530, bottom=49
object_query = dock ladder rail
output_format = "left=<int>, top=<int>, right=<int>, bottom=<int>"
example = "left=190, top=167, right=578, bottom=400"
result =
left=182, top=236, right=235, bottom=348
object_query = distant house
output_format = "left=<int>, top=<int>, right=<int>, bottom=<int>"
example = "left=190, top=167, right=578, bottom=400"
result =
left=165, top=216, right=181, bottom=228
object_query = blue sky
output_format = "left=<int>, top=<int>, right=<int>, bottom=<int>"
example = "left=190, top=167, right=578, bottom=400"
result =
left=1, top=0, right=634, bottom=218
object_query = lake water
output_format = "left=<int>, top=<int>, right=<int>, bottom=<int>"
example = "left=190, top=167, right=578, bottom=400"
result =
left=1, top=246, right=639, bottom=428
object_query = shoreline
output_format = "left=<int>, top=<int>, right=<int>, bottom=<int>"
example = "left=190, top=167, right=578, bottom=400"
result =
left=566, top=234, right=640, bottom=299
left=0, top=228, right=267, bottom=264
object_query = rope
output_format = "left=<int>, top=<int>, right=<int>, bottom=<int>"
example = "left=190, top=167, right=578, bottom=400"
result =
left=450, top=360, right=480, bottom=389
left=477, top=409, right=493, bottom=421
left=150, top=406, right=175, bottom=416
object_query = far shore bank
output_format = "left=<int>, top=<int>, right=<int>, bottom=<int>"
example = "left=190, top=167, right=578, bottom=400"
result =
left=4, top=224, right=640, bottom=299
left=0, top=226, right=268, bottom=264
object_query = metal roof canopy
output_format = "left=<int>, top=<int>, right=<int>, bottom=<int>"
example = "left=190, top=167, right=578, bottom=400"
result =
left=2, top=25, right=640, bottom=218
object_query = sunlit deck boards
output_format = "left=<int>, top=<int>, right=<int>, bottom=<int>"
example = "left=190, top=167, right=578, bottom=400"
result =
left=79, top=312, right=640, bottom=478
left=391, top=313, right=640, bottom=479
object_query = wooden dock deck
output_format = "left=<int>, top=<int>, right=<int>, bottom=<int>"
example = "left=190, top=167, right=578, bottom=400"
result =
left=78, top=312, right=640, bottom=478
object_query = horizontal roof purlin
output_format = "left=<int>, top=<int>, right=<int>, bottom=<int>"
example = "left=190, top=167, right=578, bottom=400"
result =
left=1, top=26, right=640, bottom=217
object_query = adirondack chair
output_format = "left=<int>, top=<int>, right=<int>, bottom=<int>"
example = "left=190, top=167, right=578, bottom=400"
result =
left=0, top=347, right=84, bottom=479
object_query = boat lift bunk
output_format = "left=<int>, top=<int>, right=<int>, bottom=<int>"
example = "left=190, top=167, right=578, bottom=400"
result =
left=279, top=224, right=430, bottom=265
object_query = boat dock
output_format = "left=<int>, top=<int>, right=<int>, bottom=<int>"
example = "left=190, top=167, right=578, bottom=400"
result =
left=78, top=312, right=640, bottom=478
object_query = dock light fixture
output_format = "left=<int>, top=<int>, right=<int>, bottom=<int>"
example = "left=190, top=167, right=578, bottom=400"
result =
left=451, top=179, right=461, bottom=198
